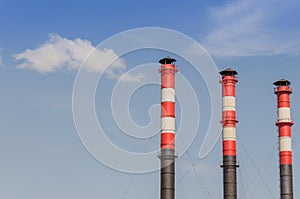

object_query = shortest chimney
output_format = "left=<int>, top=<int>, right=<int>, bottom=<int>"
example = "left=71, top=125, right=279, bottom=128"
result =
left=274, top=79, right=294, bottom=199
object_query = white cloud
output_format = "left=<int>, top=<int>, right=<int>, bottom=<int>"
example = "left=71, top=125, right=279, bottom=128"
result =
left=14, top=34, right=144, bottom=82
left=202, top=0, right=300, bottom=57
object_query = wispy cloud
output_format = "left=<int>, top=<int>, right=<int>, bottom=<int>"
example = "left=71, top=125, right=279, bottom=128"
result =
left=119, top=73, right=146, bottom=82
left=202, top=0, right=300, bottom=57
left=0, top=49, right=5, bottom=67
left=14, top=34, right=144, bottom=82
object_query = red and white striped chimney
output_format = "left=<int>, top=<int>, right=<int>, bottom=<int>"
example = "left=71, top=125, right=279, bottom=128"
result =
left=274, top=79, right=294, bottom=199
left=158, top=57, right=177, bottom=199
left=220, top=68, right=239, bottom=199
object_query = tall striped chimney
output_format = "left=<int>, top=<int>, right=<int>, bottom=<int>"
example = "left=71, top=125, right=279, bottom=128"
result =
left=158, top=57, right=177, bottom=199
left=274, top=79, right=294, bottom=199
left=220, top=68, right=239, bottom=199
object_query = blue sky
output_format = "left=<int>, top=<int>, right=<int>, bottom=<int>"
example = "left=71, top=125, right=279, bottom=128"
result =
left=1, top=0, right=300, bottom=198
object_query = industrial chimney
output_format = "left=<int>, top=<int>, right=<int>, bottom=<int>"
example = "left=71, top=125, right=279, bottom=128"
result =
left=220, top=68, right=239, bottom=199
left=274, top=79, right=294, bottom=199
left=158, top=57, right=177, bottom=199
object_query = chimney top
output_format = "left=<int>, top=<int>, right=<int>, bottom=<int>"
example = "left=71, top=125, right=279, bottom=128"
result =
left=273, top=79, right=291, bottom=86
left=219, top=68, right=238, bottom=76
left=159, top=56, right=176, bottom=64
